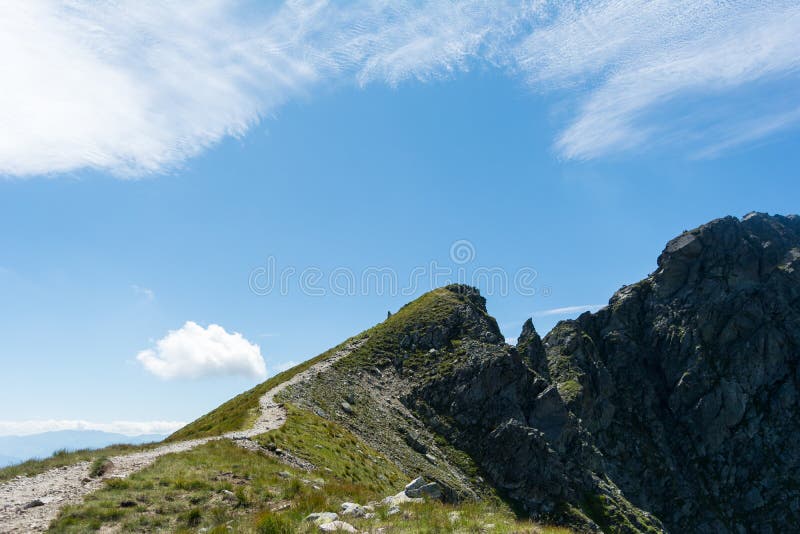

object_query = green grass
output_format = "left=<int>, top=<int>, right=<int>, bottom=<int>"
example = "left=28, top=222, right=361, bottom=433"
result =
left=0, top=443, right=159, bottom=484
left=167, top=334, right=366, bottom=442
left=170, top=285, right=490, bottom=443
left=50, top=404, right=573, bottom=533
left=88, top=457, right=113, bottom=478
left=255, top=404, right=406, bottom=493
left=336, top=284, right=496, bottom=372
left=557, top=379, right=583, bottom=403
left=581, top=488, right=663, bottom=534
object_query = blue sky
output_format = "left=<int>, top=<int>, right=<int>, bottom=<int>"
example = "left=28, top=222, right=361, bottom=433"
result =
left=1, top=1, right=799, bottom=435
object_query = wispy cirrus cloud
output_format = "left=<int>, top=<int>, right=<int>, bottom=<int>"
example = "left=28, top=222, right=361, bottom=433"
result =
left=533, top=304, right=605, bottom=318
left=2, top=1, right=798, bottom=177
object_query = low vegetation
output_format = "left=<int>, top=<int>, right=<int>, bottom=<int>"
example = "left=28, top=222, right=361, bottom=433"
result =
left=336, top=285, right=484, bottom=371
left=88, top=457, right=113, bottom=478
left=0, top=443, right=158, bottom=484
left=167, top=334, right=366, bottom=442
left=169, top=285, right=477, bottom=444
left=50, top=405, right=571, bottom=533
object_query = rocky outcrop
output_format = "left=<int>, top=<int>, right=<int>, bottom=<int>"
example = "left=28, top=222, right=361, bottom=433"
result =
left=285, top=213, right=800, bottom=533
left=539, top=213, right=800, bottom=533
left=286, top=284, right=663, bottom=532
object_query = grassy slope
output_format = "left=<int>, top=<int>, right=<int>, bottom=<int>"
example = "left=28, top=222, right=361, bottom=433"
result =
left=50, top=407, right=568, bottom=533
left=0, top=443, right=159, bottom=484
left=336, top=285, right=484, bottom=372
left=167, top=334, right=366, bottom=442
left=0, top=338, right=363, bottom=482
left=40, top=287, right=579, bottom=532
left=166, top=288, right=476, bottom=441
left=170, top=285, right=473, bottom=443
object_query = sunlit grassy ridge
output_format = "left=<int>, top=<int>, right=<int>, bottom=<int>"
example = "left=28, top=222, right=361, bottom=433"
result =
left=335, top=285, right=491, bottom=372
left=167, top=334, right=366, bottom=442
left=170, top=285, right=478, bottom=443
left=50, top=406, right=569, bottom=533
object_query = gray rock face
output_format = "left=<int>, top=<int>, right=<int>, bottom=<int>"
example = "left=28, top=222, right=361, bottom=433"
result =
left=288, top=216, right=800, bottom=533
left=541, top=213, right=800, bottom=533
left=403, top=476, right=442, bottom=499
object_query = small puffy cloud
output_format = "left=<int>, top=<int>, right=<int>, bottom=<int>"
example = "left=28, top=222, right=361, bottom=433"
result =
left=137, top=321, right=266, bottom=380
left=0, top=419, right=185, bottom=437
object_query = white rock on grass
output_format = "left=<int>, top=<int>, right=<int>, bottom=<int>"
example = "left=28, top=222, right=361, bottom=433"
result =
left=382, top=491, right=422, bottom=507
left=340, top=502, right=366, bottom=517
left=318, top=520, right=358, bottom=532
left=404, top=477, right=426, bottom=494
left=404, top=476, right=442, bottom=499
left=304, top=512, right=339, bottom=525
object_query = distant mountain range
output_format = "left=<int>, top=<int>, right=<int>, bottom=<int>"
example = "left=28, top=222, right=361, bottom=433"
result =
left=0, top=430, right=165, bottom=467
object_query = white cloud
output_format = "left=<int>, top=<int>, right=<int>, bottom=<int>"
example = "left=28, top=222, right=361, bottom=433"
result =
left=137, top=321, right=266, bottom=380
left=1, top=1, right=798, bottom=177
left=132, top=284, right=155, bottom=301
left=0, top=419, right=185, bottom=437
left=533, top=304, right=605, bottom=317
left=535, top=1, right=800, bottom=159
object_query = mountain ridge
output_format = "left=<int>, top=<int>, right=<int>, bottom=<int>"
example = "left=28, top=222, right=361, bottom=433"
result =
left=9, top=211, right=798, bottom=533
left=269, top=212, right=800, bottom=532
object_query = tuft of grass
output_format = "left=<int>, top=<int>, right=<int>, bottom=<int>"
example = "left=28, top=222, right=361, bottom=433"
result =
left=0, top=442, right=159, bottom=484
left=557, top=379, right=583, bottom=403
left=254, top=510, right=294, bottom=534
left=181, top=508, right=202, bottom=527
left=88, top=457, right=112, bottom=478
left=581, top=489, right=663, bottom=534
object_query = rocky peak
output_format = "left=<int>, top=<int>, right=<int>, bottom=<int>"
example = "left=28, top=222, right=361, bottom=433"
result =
left=654, top=213, right=800, bottom=297
left=540, top=212, right=800, bottom=533
left=280, top=212, right=800, bottom=534
left=517, top=318, right=548, bottom=378
left=387, top=285, right=502, bottom=352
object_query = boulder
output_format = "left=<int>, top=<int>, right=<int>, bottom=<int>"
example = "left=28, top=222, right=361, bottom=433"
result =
left=382, top=491, right=421, bottom=507
left=318, top=521, right=357, bottom=532
left=340, top=502, right=366, bottom=517
left=304, top=512, right=339, bottom=525
left=22, top=499, right=44, bottom=510
left=403, top=477, right=426, bottom=495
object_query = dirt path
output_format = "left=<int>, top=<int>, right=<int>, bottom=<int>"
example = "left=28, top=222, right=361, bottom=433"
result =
left=0, top=340, right=363, bottom=533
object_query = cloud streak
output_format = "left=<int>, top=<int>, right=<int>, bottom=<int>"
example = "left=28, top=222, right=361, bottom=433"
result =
left=533, top=304, right=605, bottom=317
left=0, top=419, right=185, bottom=437
left=2, top=1, right=798, bottom=177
